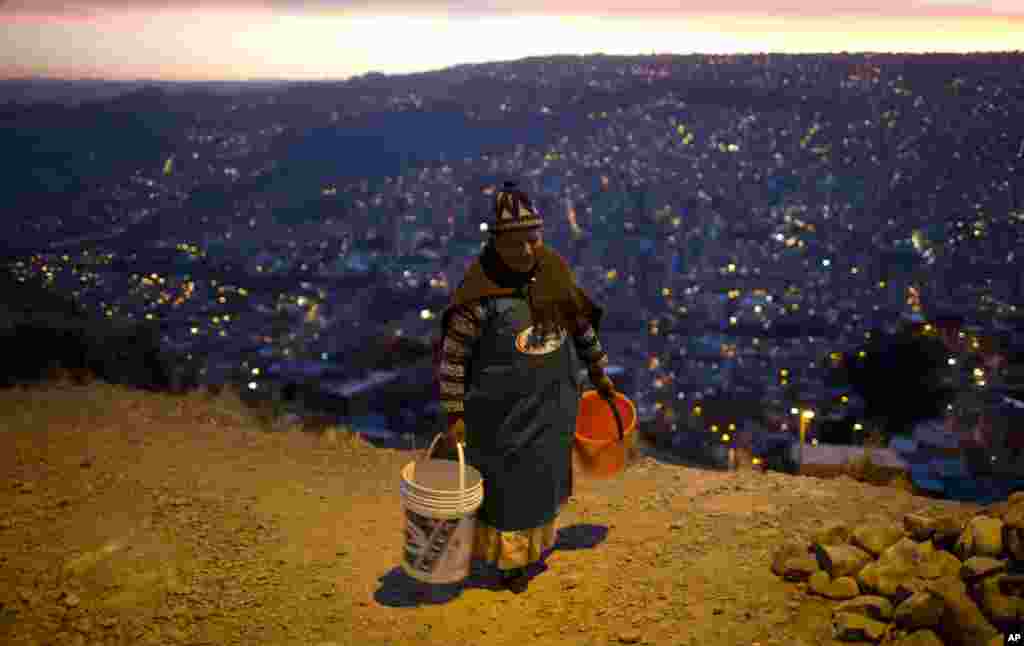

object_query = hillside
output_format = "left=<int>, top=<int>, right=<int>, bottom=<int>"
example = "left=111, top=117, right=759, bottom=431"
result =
left=0, top=266, right=199, bottom=393
left=0, top=376, right=992, bottom=646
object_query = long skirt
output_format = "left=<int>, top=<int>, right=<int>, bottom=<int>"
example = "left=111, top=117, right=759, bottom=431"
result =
left=472, top=504, right=561, bottom=571
left=436, top=421, right=573, bottom=573
left=439, top=429, right=570, bottom=572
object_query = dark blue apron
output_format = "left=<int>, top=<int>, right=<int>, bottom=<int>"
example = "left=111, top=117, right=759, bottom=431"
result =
left=462, top=290, right=581, bottom=532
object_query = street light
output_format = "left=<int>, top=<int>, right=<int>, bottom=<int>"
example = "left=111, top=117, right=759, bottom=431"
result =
left=798, top=409, right=815, bottom=468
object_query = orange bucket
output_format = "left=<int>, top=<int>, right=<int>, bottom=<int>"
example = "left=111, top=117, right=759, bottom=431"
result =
left=574, top=390, right=637, bottom=478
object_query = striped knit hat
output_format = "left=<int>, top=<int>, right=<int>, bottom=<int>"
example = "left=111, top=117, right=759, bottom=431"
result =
left=493, top=181, right=544, bottom=235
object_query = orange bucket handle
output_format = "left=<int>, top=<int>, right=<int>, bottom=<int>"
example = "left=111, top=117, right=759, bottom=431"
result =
left=599, top=390, right=625, bottom=442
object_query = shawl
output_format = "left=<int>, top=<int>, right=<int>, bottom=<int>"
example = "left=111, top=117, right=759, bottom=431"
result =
left=440, top=240, right=604, bottom=341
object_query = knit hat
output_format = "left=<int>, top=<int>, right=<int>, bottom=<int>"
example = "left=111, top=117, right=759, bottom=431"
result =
left=493, top=181, right=544, bottom=235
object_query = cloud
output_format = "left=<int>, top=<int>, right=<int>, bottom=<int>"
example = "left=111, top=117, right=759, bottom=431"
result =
left=0, top=5, right=102, bottom=22
left=1, top=0, right=1019, bottom=19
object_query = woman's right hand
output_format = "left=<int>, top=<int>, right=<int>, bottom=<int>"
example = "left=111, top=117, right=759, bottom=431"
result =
left=446, top=416, right=467, bottom=449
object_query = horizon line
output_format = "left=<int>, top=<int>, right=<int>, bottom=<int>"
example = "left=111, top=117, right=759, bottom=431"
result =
left=4, top=49, right=1024, bottom=84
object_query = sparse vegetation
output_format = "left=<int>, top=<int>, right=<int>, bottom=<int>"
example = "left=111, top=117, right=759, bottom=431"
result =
left=839, top=427, right=918, bottom=492
left=0, top=370, right=368, bottom=451
left=0, top=266, right=200, bottom=393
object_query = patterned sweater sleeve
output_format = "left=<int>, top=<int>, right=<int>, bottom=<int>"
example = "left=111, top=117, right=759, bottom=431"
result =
left=438, top=302, right=486, bottom=418
left=572, top=315, right=609, bottom=376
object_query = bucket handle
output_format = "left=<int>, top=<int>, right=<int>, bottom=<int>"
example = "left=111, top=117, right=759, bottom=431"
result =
left=415, top=432, right=469, bottom=496
left=598, top=390, right=626, bottom=442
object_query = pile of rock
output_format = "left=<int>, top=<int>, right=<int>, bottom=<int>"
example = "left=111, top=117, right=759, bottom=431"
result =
left=771, top=491, right=1024, bottom=645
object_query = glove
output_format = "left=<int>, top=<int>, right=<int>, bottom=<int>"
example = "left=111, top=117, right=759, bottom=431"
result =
left=590, top=368, right=617, bottom=399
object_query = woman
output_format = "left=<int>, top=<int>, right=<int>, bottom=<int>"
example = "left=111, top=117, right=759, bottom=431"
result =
left=435, top=181, right=617, bottom=593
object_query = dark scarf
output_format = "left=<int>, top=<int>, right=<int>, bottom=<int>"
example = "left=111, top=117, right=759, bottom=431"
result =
left=440, top=240, right=604, bottom=339
left=479, top=238, right=540, bottom=290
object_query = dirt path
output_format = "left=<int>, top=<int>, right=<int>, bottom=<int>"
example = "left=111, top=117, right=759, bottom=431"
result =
left=0, top=388, right=986, bottom=646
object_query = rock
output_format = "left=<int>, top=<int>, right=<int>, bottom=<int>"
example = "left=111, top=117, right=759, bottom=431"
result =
left=617, top=630, right=642, bottom=644
left=770, top=496, right=1024, bottom=646
left=832, top=611, right=888, bottom=642
left=850, top=521, right=905, bottom=558
left=834, top=595, right=894, bottom=622
left=999, top=573, right=1024, bottom=596
left=770, top=540, right=812, bottom=578
left=857, top=559, right=927, bottom=603
left=961, top=557, right=1007, bottom=584
left=886, top=629, right=945, bottom=646
left=815, top=543, right=874, bottom=578
left=928, top=575, right=1002, bottom=645
left=811, top=521, right=852, bottom=546
left=976, top=574, right=1024, bottom=628
left=919, top=550, right=966, bottom=580
left=954, top=516, right=1003, bottom=559
left=1007, top=526, right=1024, bottom=561
left=808, top=571, right=859, bottom=600
left=319, top=429, right=339, bottom=449
left=781, top=556, right=820, bottom=582
left=1004, top=501, right=1024, bottom=528
left=892, top=591, right=946, bottom=631
left=904, top=513, right=937, bottom=541
left=930, top=514, right=967, bottom=549
left=880, top=536, right=935, bottom=568
left=980, top=500, right=1012, bottom=521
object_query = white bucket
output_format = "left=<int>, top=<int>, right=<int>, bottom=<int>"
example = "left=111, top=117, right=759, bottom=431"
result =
left=399, top=433, right=484, bottom=584
left=400, top=488, right=484, bottom=518
left=400, top=483, right=483, bottom=509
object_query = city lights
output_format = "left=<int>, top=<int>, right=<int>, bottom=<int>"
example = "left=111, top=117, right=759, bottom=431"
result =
left=4, top=55, right=1018, bottom=486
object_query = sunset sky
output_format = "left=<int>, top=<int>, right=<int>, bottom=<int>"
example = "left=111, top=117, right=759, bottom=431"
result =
left=2, top=1, right=1021, bottom=81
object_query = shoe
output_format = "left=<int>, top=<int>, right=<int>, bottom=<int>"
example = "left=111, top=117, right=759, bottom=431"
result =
left=501, top=567, right=529, bottom=594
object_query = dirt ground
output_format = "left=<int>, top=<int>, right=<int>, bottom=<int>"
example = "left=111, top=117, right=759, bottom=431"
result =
left=0, top=382, right=988, bottom=646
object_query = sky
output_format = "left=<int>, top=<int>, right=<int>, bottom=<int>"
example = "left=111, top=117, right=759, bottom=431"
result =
left=1, top=1, right=1022, bottom=81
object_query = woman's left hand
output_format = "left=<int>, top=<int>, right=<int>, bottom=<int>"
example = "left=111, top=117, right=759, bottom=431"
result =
left=593, top=372, right=616, bottom=399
